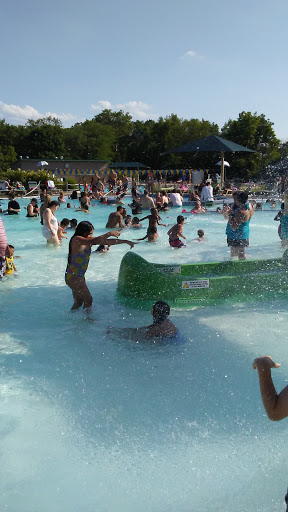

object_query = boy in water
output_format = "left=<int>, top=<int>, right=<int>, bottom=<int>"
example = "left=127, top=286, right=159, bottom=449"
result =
left=136, top=208, right=166, bottom=242
left=167, top=215, right=186, bottom=248
left=5, top=245, right=17, bottom=275
left=107, top=301, right=177, bottom=341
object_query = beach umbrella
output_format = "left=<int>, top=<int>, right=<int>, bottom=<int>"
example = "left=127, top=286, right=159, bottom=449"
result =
left=216, top=160, right=230, bottom=167
left=165, top=135, right=255, bottom=188
left=37, top=161, right=49, bottom=167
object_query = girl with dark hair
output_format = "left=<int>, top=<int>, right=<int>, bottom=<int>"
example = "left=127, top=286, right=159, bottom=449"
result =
left=65, top=221, right=135, bottom=312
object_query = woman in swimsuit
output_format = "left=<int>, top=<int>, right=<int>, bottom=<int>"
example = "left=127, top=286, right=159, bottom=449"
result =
left=42, top=201, right=60, bottom=245
left=65, top=221, right=135, bottom=311
left=26, top=198, right=40, bottom=217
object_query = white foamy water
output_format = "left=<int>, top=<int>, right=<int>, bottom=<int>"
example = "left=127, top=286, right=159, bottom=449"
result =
left=1, top=198, right=288, bottom=511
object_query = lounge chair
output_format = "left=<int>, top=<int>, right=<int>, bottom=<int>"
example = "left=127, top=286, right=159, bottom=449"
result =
left=46, top=180, right=59, bottom=195
left=0, top=180, right=8, bottom=195
left=28, top=181, right=39, bottom=191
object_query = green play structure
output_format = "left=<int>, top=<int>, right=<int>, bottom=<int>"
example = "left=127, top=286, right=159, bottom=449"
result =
left=117, top=251, right=288, bottom=309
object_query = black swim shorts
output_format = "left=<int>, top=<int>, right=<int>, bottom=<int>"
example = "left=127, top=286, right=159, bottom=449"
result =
left=227, top=238, right=249, bottom=248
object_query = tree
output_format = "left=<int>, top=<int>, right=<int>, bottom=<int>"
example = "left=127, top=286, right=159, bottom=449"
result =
left=93, top=109, right=133, bottom=161
left=19, top=117, right=65, bottom=159
left=221, top=112, right=280, bottom=180
left=64, top=120, right=115, bottom=160
left=0, top=120, right=18, bottom=172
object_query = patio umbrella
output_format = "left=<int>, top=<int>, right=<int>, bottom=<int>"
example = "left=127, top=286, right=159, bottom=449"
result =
left=216, top=160, right=230, bottom=167
left=165, top=135, right=255, bottom=188
left=37, top=161, right=49, bottom=167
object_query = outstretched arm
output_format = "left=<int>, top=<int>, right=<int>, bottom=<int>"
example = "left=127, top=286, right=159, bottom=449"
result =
left=253, top=356, right=288, bottom=421
left=74, top=231, right=121, bottom=246
left=106, top=239, right=135, bottom=249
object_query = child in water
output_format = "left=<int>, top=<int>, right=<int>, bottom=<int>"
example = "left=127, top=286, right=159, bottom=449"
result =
left=65, top=221, right=135, bottom=312
left=131, top=217, right=142, bottom=228
left=193, top=229, right=205, bottom=242
left=5, top=245, right=17, bottom=275
left=58, top=218, right=70, bottom=242
left=69, top=219, right=78, bottom=229
left=167, top=215, right=186, bottom=248
left=107, top=301, right=177, bottom=341
left=136, top=208, right=166, bottom=242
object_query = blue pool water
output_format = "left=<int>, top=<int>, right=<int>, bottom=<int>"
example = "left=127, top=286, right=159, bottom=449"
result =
left=1, top=197, right=288, bottom=511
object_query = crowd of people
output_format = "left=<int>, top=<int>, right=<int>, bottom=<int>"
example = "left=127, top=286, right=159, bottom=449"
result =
left=1, top=177, right=287, bottom=339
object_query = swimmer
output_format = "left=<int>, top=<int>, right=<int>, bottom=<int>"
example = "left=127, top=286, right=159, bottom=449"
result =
left=65, top=221, right=135, bottom=312
left=5, top=245, right=17, bottom=275
left=190, top=200, right=206, bottom=214
left=192, top=229, right=205, bottom=242
left=124, top=215, right=132, bottom=227
left=67, top=203, right=71, bottom=209
left=136, top=208, right=166, bottom=242
left=131, top=217, right=142, bottom=228
left=274, top=202, right=284, bottom=239
left=94, top=244, right=110, bottom=254
left=70, top=190, right=78, bottom=200
left=69, top=218, right=78, bottom=229
left=115, top=193, right=126, bottom=205
left=58, top=218, right=70, bottom=242
left=107, top=301, right=177, bottom=341
left=167, top=215, right=186, bottom=248
left=106, top=206, right=124, bottom=228
left=58, top=191, right=66, bottom=203
left=280, top=190, right=288, bottom=246
left=74, top=203, right=90, bottom=213
left=26, top=198, right=39, bottom=217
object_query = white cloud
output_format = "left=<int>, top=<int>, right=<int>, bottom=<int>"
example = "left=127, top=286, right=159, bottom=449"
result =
left=91, top=99, right=156, bottom=120
left=181, top=49, right=202, bottom=59
left=91, top=100, right=112, bottom=111
left=0, top=98, right=156, bottom=127
left=0, top=101, right=82, bottom=126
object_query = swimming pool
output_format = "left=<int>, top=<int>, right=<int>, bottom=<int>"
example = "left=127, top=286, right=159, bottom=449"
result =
left=1, top=197, right=288, bottom=511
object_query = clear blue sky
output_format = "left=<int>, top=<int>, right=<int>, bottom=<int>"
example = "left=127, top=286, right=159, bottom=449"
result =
left=1, top=0, right=287, bottom=139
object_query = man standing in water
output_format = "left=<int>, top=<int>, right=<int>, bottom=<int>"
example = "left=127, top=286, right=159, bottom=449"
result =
left=141, top=190, right=155, bottom=209
left=106, top=206, right=124, bottom=228
left=253, top=355, right=288, bottom=509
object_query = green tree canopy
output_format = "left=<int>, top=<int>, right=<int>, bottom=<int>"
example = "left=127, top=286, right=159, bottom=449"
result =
left=221, top=111, right=280, bottom=179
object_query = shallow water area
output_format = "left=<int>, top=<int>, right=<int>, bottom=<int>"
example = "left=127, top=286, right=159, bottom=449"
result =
left=1, top=197, right=288, bottom=511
